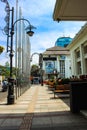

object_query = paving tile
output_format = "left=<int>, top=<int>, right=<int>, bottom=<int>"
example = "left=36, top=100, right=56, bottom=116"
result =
left=0, top=126, right=19, bottom=130
left=1, top=118, right=22, bottom=126
left=32, top=117, right=51, bottom=126
left=0, top=119, right=5, bottom=125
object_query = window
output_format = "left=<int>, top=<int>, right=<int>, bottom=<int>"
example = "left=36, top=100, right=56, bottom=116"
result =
left=85, top=59, right=87, bottom=73
left=84, top=45, right=87, bottom=54
left=60, top=60, right=65, bottom=78
left=76, top=51, right=80, bottom=58
left=77, top=61, right=81, bottom=74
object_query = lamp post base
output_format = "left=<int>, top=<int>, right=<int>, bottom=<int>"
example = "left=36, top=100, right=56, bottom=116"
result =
left=7, top=95, right=15, bottom=105
left=7, top=78, right=15, bottom=105
left=41, top=76, right=43, bottom=86
left=41, top=83, right=43, bottom=86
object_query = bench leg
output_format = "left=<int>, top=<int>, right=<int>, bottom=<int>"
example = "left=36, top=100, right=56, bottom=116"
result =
left=54, top=92, right=55, bottom=98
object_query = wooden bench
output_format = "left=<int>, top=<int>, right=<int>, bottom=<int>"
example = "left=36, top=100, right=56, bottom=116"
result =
left=47, top=81, right=55, bottom=89
left=48, top=84, right=55, bottom=91
left=54, top=84, right=70, bottom=98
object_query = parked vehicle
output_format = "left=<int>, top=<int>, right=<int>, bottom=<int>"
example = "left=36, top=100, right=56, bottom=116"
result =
left=33, top=77, right=40, bottom=84
left=2, top=80, right=8, bottom=92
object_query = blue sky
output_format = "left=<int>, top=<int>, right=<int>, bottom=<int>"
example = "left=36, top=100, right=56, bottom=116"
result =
left=0, top=0, right=86, bottom=65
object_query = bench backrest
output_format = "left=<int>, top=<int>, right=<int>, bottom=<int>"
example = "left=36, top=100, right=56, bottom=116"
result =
left=55, top=84, right=70, bottom=90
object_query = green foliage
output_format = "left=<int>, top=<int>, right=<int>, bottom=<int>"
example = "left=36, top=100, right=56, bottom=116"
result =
left=0, top=46, right=4, bottom=54
left=31, top=64, right=40, bottom=77
left=0, top=65, right=17, bottom=78
left=62, top=78, right=70, bottom=84
left=54, top=78, right=70, bottom=85
left=49, top=79, right=54, bottom=82
left=49, top=75, right=54, bottom=80
left=5, top=61, right=9, bottom=67
left=12, top=67, right=17, bottom=77
left=0, top=65, right=10, bottom=77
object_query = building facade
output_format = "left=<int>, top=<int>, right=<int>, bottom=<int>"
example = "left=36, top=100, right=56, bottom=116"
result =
left=53, top=1, right=87, bottom=78
left=42, top=46, right=72, bottom=79
left=67, top=23, right=87, bottom=77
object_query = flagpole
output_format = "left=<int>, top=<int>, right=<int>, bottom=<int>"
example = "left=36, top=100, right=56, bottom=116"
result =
left=15, top=0, right=18, bottom=99
left=15, top=0, right=18, bottom=69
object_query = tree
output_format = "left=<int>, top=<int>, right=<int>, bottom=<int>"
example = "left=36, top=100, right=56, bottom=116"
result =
left=0, top=65, right=10, bottom=77
left=5, top=61, right=9, bottom=68
left=0, top=46, right=4, bottom=54
left=31, top=64, right=40, bottom=77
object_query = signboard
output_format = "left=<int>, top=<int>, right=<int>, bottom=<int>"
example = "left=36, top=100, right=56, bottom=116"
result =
left=45, top=61, right=55, bottom=74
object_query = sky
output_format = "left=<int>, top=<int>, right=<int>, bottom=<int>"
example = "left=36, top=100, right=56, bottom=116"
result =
left=0, top=0, right=86, bottom=66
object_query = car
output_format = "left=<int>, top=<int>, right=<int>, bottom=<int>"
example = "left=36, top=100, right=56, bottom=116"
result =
left=33, top=77, right=40, bottom=84
left=2, top=80, right=8, bottom=92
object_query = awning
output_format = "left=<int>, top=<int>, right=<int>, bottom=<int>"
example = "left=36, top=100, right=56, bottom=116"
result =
left=53, top=0, right=87, bottom=21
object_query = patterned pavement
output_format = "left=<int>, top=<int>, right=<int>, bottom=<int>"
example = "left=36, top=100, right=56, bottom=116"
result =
left=0, top=84, right=87, bottom=130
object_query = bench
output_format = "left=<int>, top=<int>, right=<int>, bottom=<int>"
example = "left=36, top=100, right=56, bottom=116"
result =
left=54, top=84, right=70, bottom=98
left=48, top=84, right=55, bottom=91
left=47, top=81, right=55, bottom=89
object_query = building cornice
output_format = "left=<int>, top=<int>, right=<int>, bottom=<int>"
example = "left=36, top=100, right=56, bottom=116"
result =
left=67, top=23, right=87, bottom=49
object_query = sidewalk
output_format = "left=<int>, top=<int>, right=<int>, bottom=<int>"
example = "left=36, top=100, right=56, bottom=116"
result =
left=0, top=84, right=87, bottom=130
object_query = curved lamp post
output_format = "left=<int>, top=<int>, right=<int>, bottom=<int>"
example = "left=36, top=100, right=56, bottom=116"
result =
left=7, top=7, right=36, bottom=104
left=13, top=18, right=36, bottom=36
left=30, top=52, right=43, bottom=86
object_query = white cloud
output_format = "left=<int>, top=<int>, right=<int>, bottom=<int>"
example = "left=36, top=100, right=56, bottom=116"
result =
left=19, top=0, right=56, bottom=18
left=30, top=21, right=86, bottom=54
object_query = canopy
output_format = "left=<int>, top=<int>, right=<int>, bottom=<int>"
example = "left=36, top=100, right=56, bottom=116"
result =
left=53, top=0, right=87, bottom=21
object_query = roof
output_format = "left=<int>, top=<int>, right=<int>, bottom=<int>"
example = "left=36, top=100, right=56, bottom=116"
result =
left=53, top=0, right=87, bottom=21
left=67, top=23, right=87, bottom=49
left=55, top=37, right=72, bottom=47
left=43, top=46, right=70, bottom=55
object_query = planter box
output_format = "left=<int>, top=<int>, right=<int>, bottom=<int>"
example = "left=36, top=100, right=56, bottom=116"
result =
left=70, top=81, right=87, bottom=113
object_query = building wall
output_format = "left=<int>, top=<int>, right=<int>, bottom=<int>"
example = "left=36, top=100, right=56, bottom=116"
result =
left=67, top=24, right=87, bottom=77
left=65, top=56, right=72, bottom=78
left=43, top=54, right=71, bottom=79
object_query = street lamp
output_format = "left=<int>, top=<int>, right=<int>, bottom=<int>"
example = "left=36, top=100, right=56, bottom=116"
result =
left=39, top=53, right=43, bottom=86
left=7, top=7, right=36, bottom=104
left=13, top=18, right=36, bottom=37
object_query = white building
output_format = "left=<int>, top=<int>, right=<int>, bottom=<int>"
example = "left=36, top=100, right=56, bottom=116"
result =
left=42, top=46, right=72, bottom=79
left=67, top=23, right=87, bottom=77
left=53, top=0, right=87, bottom=78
